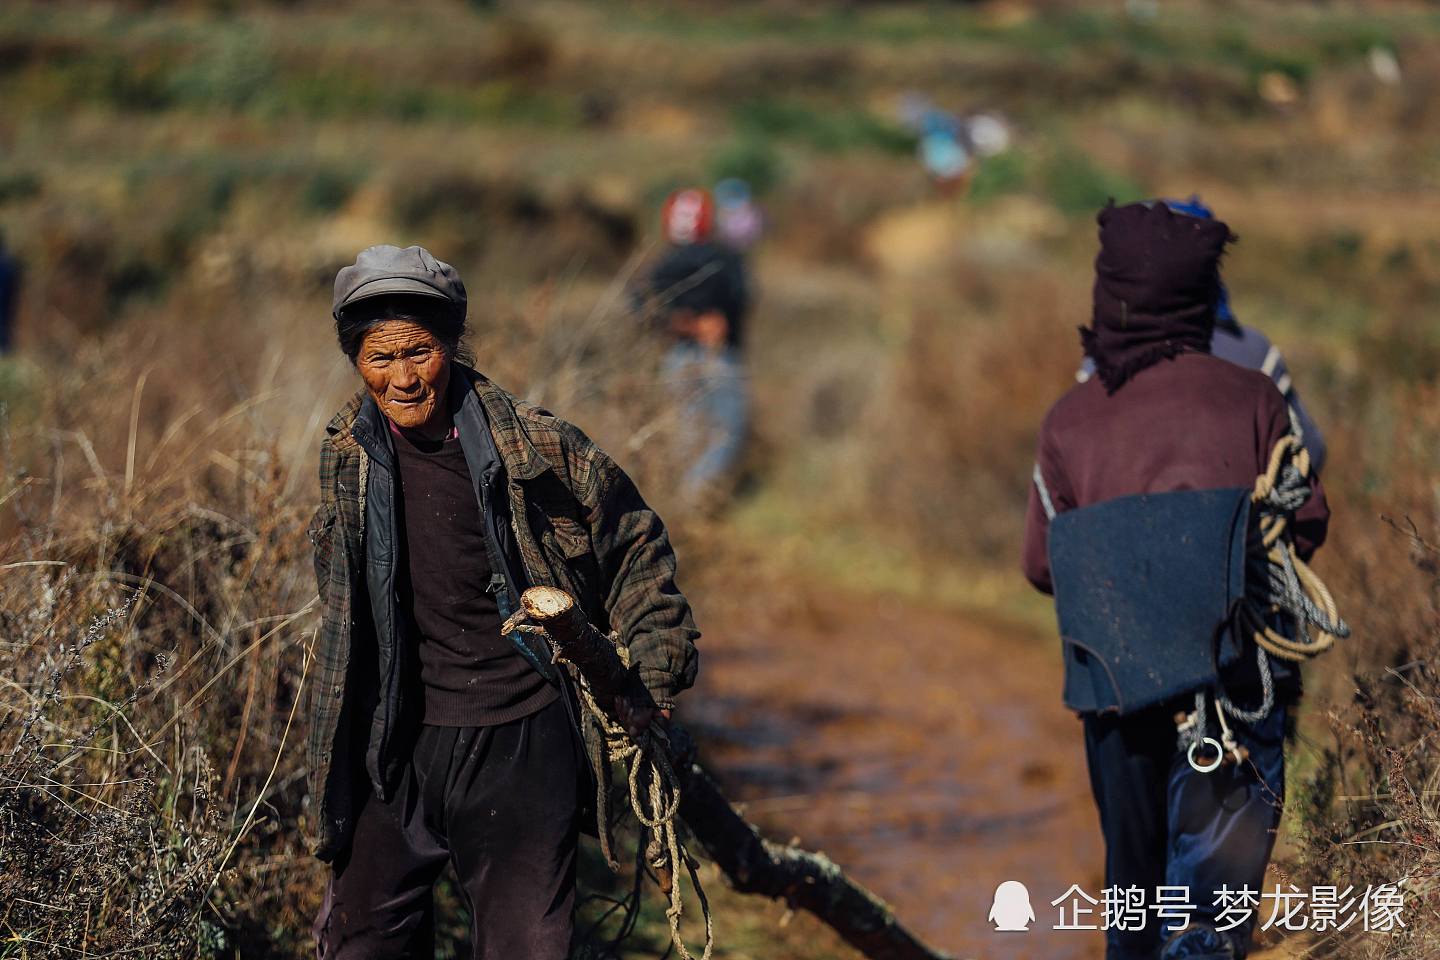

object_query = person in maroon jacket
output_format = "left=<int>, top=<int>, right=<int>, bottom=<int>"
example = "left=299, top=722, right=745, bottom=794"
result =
left=1023, top=202, right=1329, bottom=960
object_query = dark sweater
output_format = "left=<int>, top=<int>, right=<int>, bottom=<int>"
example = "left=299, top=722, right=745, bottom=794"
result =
left=647, top=242, right=751, bottom=347
left=393, top=426, right=555, bottom=726
left=1023, top=351, right=1329, bottom=595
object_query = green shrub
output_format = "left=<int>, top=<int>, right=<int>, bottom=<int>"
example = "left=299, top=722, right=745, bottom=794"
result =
left=1311, top=21, right=1396, bottom=64
left=66, top=52, right=178, bottom=111
left=0, top=170, right=42, bottom=205
left=168, top=32, right=276, bottom=111
left=469, top=80, right=574, bottom=127
left=1249, top=49, right=1316, bottom=84
left=967, top=150, right=1029, bottom=203
left=301, top=167, right=359, bottom=214
left=709, top=135, right=784, bottom=196
left=391, top=171, right=501, bottom=235
left=106, top=256, right=170, bottom=310
left=157, top=166, right=240, bottom=265
left=734, top=99, right=913, bottom=155
left=1213, top=24, right=1256, bottom=68
left=998, top=9, right=1114, bottom=60
left=0, top=357, right=40, bottom=424
left=1302, top=229, right=1365, bottom=272
left=1040, top=146, right=1147, bottom=216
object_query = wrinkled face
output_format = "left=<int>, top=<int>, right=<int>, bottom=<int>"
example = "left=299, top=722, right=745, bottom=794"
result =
left=355, top=320, right=452, bottom=435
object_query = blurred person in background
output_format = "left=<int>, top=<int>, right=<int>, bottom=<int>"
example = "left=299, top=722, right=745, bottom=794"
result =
left=917, top=109, right=971, bottom=194
left=1023, top=202, right=1330, bottom=960
left=308, top=244, right=700, bottom=959
left=642, top=187, right=752, bottom=505
left=0, top=231, right=19, bottom=354
left=1077, top=196, right=1327, bottom=472
left=714, top=177, right=765, bottom=252
left=895, top=94, right=1013, bottom=196
left=896, top=93, right=970, bottom=192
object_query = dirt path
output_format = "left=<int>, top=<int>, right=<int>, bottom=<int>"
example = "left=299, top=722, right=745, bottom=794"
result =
left=687, top=582, right=1106, bottom=960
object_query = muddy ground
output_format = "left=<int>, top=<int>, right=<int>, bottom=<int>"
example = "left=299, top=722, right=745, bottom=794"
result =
left=688, top=581, right=1103, bottom=960
left=685, top=578, right=1307, bottom=960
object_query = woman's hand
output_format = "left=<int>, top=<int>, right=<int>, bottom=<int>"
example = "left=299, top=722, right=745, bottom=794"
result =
left=614, top=695, right=671, bottom=739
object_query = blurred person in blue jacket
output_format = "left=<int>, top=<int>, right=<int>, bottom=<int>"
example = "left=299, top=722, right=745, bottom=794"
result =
left=1078, top=197, right=1327, bottom=472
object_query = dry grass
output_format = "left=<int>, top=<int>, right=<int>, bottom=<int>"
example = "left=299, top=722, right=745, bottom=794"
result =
left=1274, top=380, right=1440, bottom=959
left=0, top=259, right=703, bottom=956
left=863, top=263, right=1079, bottom=562
left=0, top=286, right=339, bottom=955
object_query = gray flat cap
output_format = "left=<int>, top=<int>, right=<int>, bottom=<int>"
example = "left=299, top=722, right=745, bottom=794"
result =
left=332, top=244, right=467, bottom=318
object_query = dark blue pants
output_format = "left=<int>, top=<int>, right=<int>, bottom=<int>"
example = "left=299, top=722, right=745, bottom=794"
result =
left=1083, top=702, right=1287, bottom=959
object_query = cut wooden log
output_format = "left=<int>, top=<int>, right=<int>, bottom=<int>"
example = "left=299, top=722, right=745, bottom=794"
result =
left=510, top=585, right=954, bottom=960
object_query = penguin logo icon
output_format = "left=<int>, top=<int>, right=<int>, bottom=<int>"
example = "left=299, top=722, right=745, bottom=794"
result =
left=988, top=880, right=1036, bottom=932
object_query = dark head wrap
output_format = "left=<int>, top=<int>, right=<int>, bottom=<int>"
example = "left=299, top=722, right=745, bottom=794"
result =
left=1080, top=201, right=1234, bottom=393
left=1165, top=196, right=1240, bottom=333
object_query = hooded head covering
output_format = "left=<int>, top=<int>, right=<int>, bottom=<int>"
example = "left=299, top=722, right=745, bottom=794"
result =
left=1164, top=196, right=1238, bottom=331
left=1080, top=200, right=1233, bottom=393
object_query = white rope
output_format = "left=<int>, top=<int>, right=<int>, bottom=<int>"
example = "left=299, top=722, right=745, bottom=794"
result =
left=504, top=613, right=713, bottom=960
left=577, top=679, right=714, bottom=960
left=1179, top=435, right=1348, bottom=773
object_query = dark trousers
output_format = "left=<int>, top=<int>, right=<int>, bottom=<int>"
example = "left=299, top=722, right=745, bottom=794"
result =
left=313, top=696, right=580, bottom=960
left=1083, top=703, right=1287, bottom=960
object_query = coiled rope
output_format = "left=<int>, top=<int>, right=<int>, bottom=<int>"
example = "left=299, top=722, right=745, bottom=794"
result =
left=1180, top=434, right=1351, bottom=772
left=503, top=606, right=713, bottom=960
left=1241, top=435, right=1349, bottom=661
left=577, top=676, right=713, bottom=960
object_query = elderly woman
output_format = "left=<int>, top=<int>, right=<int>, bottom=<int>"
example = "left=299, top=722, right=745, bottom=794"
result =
left=306, top=244, right=700, bottom=959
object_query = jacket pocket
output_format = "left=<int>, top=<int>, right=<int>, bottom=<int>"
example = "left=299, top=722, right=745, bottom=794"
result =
left=540, top=514, right=601, bottom=604
left=546, top=515, right=592, bottom=559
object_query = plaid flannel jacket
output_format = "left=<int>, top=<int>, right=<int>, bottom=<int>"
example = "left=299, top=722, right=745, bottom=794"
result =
left=305, top=367, right=700, bottom=861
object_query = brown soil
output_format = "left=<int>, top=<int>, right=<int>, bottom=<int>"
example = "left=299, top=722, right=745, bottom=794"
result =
left=687, top=581, right=1106, bottom=960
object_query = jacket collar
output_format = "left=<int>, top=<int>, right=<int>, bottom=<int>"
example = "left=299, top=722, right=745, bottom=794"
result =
left=456, top=364, right=554, bottom=481
left=324, top=390, right=364, bottom=452
left=350, top=393, right=393, bottom=469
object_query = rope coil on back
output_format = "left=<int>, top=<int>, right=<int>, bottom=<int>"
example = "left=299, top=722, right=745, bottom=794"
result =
left=1181, top=434, right=1350, bottom=772
left=1241, top=435, right=1349, bottom=660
